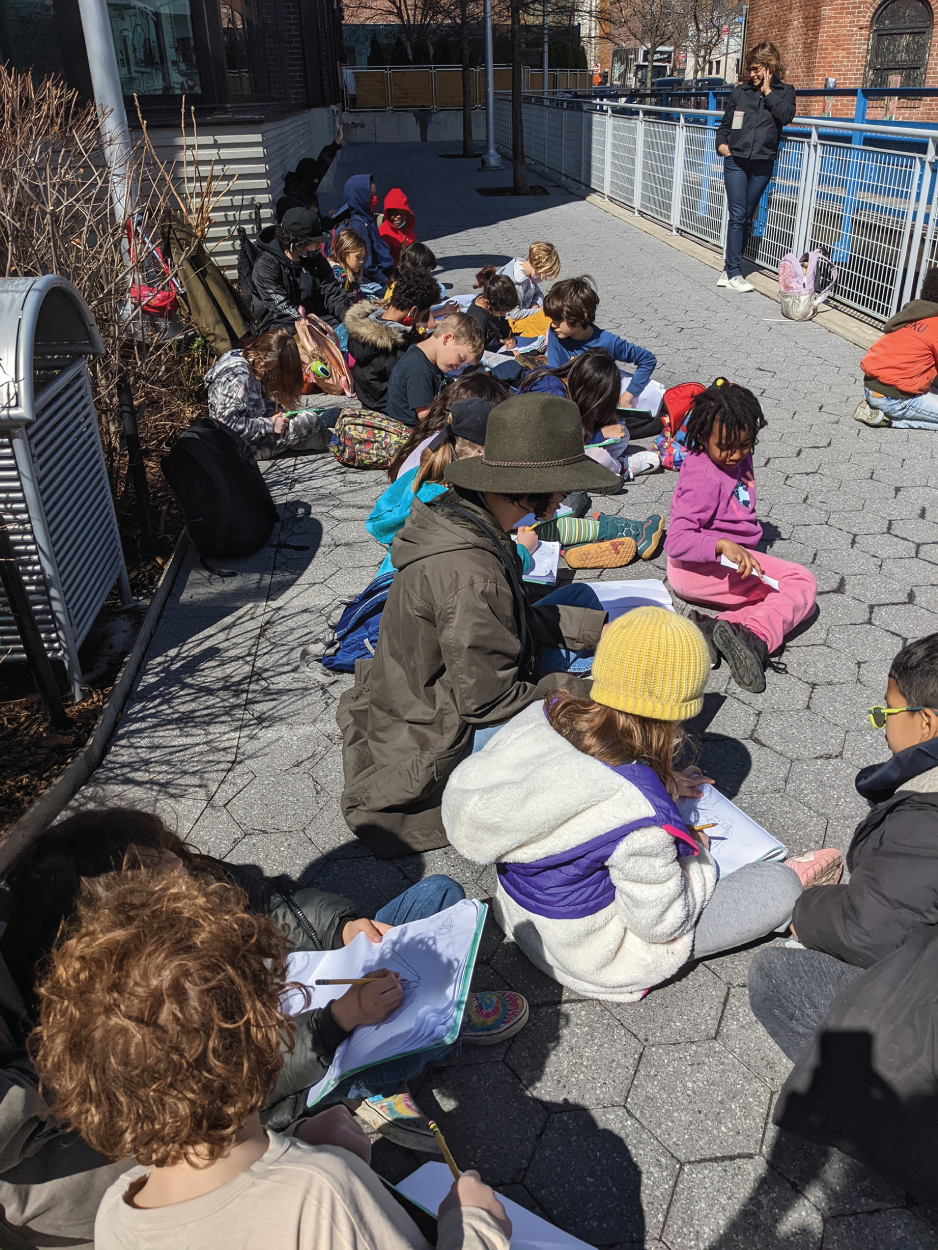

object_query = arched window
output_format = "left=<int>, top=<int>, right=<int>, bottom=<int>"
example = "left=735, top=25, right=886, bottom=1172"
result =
left=866, top=0, right=933, bottom=89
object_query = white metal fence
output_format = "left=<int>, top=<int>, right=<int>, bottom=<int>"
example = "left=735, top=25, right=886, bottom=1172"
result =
left=495, top=95, right=938, bottom=322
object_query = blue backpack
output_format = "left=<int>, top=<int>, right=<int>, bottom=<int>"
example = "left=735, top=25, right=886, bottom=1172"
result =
left=320, top=570, right=395, bottom=672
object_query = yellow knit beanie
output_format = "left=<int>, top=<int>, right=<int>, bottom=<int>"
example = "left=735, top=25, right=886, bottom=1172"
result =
left=590, top=607, right=710, bottom=721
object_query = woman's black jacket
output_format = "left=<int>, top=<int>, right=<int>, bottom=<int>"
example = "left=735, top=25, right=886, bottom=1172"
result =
left=714, top=79, right=797, bottom=162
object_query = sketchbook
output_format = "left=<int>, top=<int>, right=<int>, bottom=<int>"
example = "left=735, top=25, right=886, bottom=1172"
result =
left=522, top=539, right=560, bottom=585
left=283, top=900, right=487, bottom=1105
left=583, top=578, right=675, bottom=618
left=618, top=374, right=666, bottom=418
left=396, top=1162, right=597, bottom=1249
left=678, top=784, right=788, bottom=877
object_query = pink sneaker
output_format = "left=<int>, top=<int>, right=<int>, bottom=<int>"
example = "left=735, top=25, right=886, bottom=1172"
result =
left=784, top=848, right=843, bottom=889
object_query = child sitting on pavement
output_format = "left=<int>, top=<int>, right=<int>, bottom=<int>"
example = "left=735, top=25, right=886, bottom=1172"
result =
left=32, top=870, right=511, bottom=1250
left=520, top=349, right=661, bottom=480
left=664, top=380, right=817, bottom=695
left=344, top=266, right=441, bottom=412
left=378, top=189, right=417, bottom=266
left=543, top=276, right=657, bottom=412
left=7, top=809, right=528, bottom=1154
left=385, top=313, right=485, bottom=428
left=749, top=631, right=938, bottom=1062
left=443, top=607, right=838, bottom=1002
left=466, top=270, right=519, bottom=353
left=329, top=226, right=367, bottom=297
left=855, top=265, right=938, bottom=430
left=495, top=242, right=561, bottom=327
left=387, top=372, right=510, bottom=482
left=206, top=329, right=338, bottom=460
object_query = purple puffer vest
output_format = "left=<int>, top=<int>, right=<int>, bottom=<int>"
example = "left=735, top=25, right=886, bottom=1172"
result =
left=496, top=762, right=698, bottom=921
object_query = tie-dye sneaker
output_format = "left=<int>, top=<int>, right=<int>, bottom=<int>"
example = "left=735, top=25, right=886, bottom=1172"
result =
left=353, top=1086, right=439, bottom=1152
left=461, top=990, right=530, bottom=1045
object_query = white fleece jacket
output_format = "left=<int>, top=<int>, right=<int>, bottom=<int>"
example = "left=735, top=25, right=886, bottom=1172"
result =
left=442, top=703, right=717, bottom=1001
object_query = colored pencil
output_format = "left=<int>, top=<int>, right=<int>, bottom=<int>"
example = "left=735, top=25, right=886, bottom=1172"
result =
left=314, top=976, right=383, bottom=985
left=428, top=1121, right=461, bottom=1180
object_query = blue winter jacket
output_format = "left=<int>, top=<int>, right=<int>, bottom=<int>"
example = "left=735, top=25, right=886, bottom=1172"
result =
left=344, top=174, right=395, bottom=284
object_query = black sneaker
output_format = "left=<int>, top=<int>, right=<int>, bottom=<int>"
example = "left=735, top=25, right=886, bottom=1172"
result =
left=712, top=621, right=769, bottom=693
left=688, top=610, right=719, bottom=668
left=561, top=491, right=592, bottom=518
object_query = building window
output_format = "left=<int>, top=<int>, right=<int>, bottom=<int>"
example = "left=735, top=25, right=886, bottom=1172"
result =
left=220, top=0, right=256, bottom=100
left=107, top=0, right=202, bottom=95
left=866, top=0, right=933, bottom=89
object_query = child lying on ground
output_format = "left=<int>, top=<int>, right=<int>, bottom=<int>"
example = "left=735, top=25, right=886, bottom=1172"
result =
left=7, top=809, right=527, bottom=1153
left=520, top=349, right=661, bottom=480
left=749, top=631, right=938, bottom=1061
left=543, top=276, right=657, bottom=410
left=664, top=380, right=817, bottom=694
left=496, top=242, right=561, bottom=326
left=385, top=314, right=485, bottom=428
left=206, top=329, right=338, bottom=459
left=344, top=267, right=441, bottom=412
left=32, top=871, right=511, bottom=1250
left=443, top=608, right=838, bottom=1001
left=466, top=270, right=519, bottom=352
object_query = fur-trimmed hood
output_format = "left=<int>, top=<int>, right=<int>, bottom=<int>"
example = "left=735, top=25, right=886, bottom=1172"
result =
left=344, top=300, right=409, bottom=350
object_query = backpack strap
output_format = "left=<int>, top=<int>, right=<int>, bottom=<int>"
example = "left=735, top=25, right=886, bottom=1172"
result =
left=430, top=499, right=534, bottom=676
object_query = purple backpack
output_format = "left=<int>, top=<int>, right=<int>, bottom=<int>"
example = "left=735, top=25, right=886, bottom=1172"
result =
left=778, top=248, right=838, bottom=321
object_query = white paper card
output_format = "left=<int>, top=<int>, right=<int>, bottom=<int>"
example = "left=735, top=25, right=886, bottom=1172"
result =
left=522, top=539, right=560, bottom=585
left=618, top=373, right=665, bottom=417
left=283, top=900, right=487, bottom=1105
left=396, top=1162, right=597, bottom=1249
left=719, top=553, right=780, bottom=591
left=583, top=578, right=674, bottom=618
left=679, top=784, right=788, bottom=876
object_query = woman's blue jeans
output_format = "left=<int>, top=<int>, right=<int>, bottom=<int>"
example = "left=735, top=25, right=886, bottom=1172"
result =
left=334, top=875, right=466, bottom=1099
left=723, top=154, right=775, bottom=277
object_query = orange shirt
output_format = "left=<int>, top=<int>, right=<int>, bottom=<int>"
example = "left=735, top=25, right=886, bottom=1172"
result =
left=861, top=316, right=938, bottom=396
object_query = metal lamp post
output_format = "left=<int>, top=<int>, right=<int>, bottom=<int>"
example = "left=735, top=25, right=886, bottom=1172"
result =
left=481, top=0, right=503, bottom=169
left=76, top=0, right=133, bottom=225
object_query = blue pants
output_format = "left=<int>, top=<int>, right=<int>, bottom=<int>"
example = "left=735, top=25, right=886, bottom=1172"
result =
left=865, top=385, right=938, bottom=431
left=337, top=875, right=466, bottom=1099
left=723, top=154, right=775, bottom=277
left=471, top=583, right=604, bottom=753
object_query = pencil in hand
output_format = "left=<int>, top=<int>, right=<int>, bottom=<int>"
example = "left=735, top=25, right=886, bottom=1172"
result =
left=314, top=976, right=385, bottom=986
left=428, top=1120, right=461, bottom=1180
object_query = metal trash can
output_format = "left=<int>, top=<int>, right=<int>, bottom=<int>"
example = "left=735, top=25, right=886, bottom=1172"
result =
left=0, top=275, right=130, bottom=701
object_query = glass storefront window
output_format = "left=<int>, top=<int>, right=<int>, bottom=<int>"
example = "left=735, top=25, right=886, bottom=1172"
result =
left=220, top=0, right=255, bottom=101
left=107, top=0, right=201, bottom=96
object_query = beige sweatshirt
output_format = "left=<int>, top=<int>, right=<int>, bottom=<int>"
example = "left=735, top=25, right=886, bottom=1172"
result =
left=94, top=1133, right=508, bottom=1250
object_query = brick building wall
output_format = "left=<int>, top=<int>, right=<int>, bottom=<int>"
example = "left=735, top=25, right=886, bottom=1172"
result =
left=746, top=0, right=938, bottom=121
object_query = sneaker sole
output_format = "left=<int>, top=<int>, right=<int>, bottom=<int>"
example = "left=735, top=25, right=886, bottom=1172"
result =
left=638, top=515, right=665, bottom=560
left=563, top=537, right=637, bottom=569
left=712, top=621, right=766, bottom=693
left=788, top=857, right=844, bottom=889
left=853, top=403, right=889, bottom=427
left=463, top=995, right=530, bottom=1045
left=353, top=1104, right=441, bottom=1153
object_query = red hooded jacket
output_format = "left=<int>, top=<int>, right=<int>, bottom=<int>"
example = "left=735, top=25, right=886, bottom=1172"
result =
left=378, top=189, right=416, bottom=264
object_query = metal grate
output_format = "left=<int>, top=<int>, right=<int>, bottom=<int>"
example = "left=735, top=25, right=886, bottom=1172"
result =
left=0, top=436, right=62, bottom=658
left=679, top=125, right=725, bottom=246
left=744, top=139, right=805, bottom=271
left=609, top=115, right=638, bottom=208
left=640, top=120, right=677, bottom=224
left=562, top=108, right=582, bottom=181
left=588, top=110, right=607, bottom=190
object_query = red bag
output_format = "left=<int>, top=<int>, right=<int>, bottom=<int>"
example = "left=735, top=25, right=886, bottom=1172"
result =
left=125, top=221, right=179, bottom=320
left=655, top=382, right=706, bottom=471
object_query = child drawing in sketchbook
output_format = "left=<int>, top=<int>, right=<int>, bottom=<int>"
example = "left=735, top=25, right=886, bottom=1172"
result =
left=664, top=379, right=818, bottom=695
left=443, top=607, right=840, bottom=1003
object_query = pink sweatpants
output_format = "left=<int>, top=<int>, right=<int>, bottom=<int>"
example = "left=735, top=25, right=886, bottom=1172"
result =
left=666, top=553, right=817, bottom=654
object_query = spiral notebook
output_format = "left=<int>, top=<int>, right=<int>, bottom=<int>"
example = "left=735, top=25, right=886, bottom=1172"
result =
left=283, top=899, right=487, bottom=1105
left=678, top=784, right=788, bottom=876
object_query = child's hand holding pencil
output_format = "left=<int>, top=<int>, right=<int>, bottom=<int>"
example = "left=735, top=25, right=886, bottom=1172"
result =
left=432, top=1121, right=513, bottom=1240
left=327, top=968, right=402, bottom=1031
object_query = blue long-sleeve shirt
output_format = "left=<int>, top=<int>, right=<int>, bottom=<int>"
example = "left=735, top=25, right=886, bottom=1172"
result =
left=546, top=325, right=657, bottom=399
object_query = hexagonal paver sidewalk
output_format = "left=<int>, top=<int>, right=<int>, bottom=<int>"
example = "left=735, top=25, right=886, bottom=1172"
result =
left=69, top=141, right=938, bottom=1247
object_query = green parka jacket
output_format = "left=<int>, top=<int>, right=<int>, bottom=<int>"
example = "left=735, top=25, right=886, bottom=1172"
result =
left=338, top=490, right=607, bottom=858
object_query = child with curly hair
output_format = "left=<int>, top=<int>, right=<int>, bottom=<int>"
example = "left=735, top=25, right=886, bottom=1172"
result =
left=32, top=871, right=512, bottom=1250
left=664, top=380, right=817, bottom=693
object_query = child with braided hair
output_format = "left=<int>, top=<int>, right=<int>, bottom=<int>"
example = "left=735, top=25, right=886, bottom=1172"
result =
left=664, top=380, right=817, bottom=693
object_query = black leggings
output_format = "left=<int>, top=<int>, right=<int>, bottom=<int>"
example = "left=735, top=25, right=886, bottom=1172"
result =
left=623, top=410, right=663, bottom=440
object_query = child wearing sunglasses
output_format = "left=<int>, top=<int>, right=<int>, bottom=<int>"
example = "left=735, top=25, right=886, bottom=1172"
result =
left=748, top=631, right=938, bottom=1065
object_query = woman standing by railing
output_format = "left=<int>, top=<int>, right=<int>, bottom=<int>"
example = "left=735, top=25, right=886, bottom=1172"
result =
left=715, top=42, right=796, bottom=293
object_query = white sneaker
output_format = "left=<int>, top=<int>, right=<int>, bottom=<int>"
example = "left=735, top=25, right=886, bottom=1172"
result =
left=625, top=449, right=661, bottom=480
left=726, top=275, right=754, bottom=293
left=853, top=398, right=890, bottom=427
left=716, top=270, right=729, bottom=287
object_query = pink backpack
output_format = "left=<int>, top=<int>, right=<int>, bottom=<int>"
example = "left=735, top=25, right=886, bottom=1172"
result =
left=778, top=249, right=838, bottom=321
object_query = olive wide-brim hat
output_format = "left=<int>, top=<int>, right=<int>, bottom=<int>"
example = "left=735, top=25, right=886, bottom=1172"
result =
left=444, top=394, right=620, bottom=494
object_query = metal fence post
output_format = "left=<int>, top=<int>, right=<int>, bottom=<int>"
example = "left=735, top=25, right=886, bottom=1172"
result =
left=900, top=136, right=935, bottom=306
left=581, top=106, right=587, bottom=186
left=793, top=127, right=820, bottom=256
left=633, top=109, right=645, bottom=213
left=916, top=140, right=938, bottom=296
left=603, top=105, right=612, bottom=198
left=670, top=111, right=687, bottom=234
left=560, top=100, right=566, bottom=173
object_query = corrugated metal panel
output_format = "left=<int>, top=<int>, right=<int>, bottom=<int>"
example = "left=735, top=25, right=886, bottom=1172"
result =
left=0, top=435, right=63, bottom=658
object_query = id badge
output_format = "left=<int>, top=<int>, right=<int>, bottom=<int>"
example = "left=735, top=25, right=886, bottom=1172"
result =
left=731, top=110, right=745, bottom=130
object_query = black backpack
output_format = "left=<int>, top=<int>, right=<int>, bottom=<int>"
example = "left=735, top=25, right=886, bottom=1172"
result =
left=161, top=418, right=278, bottom=558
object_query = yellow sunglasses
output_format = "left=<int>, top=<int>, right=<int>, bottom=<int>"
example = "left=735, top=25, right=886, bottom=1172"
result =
left=868, top=704, right=928, bottom=729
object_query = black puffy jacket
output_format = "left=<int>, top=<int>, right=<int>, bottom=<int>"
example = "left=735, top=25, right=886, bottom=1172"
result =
left=344, top=299, right=420, bottom=411
left=793, top=740, right=938, bottom=967
left=714, top=79, right=797, bottom=163
left=250, top=230, right=352, bottom=333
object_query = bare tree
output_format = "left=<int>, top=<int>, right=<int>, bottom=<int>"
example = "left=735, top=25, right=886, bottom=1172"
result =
left=677, top=0, right=745, bottom=80
left=343, top=0, right=447, bottom=54
left=596, top=0, right=679, bottom=80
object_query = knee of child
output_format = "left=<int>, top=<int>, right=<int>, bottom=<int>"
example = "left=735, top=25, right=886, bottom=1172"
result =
left=773, top=860, right=807, bottom=912
left=422, top=874, right=466, bottom=904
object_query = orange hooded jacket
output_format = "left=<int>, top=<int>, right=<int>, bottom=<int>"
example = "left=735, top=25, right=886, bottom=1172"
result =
left=861, top=299, right=938, bottom=399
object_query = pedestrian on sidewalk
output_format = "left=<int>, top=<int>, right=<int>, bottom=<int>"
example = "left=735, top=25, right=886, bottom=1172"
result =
left=664, top=379, right=817, bottom=693
left=715, top=42, right=796, bottom=294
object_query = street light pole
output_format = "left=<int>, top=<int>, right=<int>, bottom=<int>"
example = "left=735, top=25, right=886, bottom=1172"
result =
left=481, top=0, right=503, bottom=168
left=542, top=0, right=549, bottom=95
left=77, top=0, right=133, bottom=225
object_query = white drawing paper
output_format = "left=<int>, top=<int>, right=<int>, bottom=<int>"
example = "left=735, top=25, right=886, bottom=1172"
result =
left=719, top=553, right=780, bottom=591
left=583, top=578, right=675, bottom=618
left=283, top=899, right=487, bottom=1105
left=522, top=539, right=560, bottom=585
left=618, top=373, right=665, bottom=418
left=678, top=784, right=787, bottom=877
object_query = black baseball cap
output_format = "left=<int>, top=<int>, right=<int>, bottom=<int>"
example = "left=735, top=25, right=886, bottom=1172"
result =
left=280, top=207, right=329, bottom=241
left=448, top=398, right=494, bottom=446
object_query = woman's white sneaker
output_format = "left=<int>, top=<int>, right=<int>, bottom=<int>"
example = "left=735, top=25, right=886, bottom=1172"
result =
left=717, top=270, right=729, bottom=287
left=726, top=275, right=755, bottom=293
